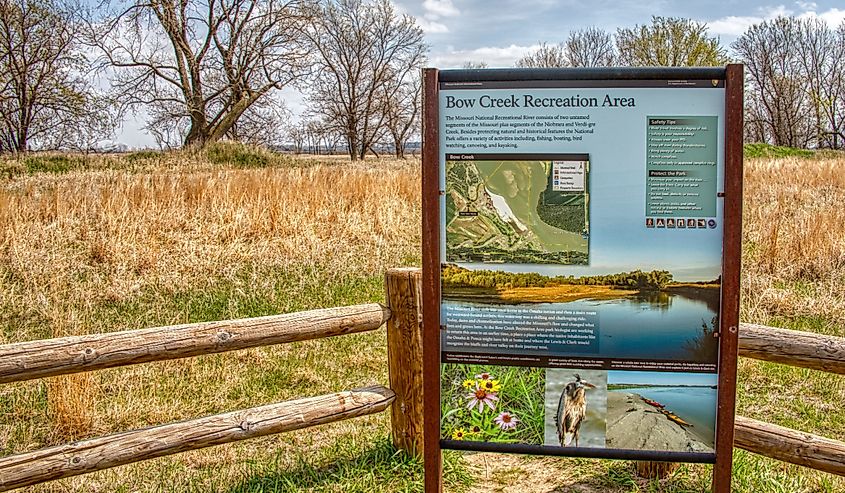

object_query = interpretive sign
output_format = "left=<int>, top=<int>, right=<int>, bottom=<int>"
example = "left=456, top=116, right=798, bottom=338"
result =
left=421, top=67, right=744, bottom=493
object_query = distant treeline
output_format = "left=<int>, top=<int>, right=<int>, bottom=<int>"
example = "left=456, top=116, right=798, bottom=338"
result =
left=607, top=384, right=717, bottom=390
left=442, top=265, right=673, bottom=290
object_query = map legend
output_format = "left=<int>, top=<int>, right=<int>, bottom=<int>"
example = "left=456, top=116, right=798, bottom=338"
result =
left=552, top=160, right=587, bottom=192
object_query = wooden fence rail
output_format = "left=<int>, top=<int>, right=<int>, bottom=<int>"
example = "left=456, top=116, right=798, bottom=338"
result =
left=0, top=386, right=394, bottom=492
left=734, top=416, right=845, bottom=476
left=1, top=267, right=845, bottom=490
left=739, top=322, right=845, bottom=375
left=0, top=303, right=390, bottom=385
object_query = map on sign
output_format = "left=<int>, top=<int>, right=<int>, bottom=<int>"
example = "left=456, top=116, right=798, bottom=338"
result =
left=445, top=155, right=590, bottom=264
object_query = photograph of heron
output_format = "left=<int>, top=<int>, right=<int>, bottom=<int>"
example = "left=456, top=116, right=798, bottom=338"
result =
left=543, top=369, right=607, bottom=448
left=606, top=370, right=717, bottom=452
left=440, top=363, right=546, bottom=445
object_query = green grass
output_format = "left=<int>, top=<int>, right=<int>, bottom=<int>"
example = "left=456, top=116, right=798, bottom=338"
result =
left=125, top=150, right=163, bottom=162
left=24, top=155, right=88, bottom=174
left=205, top=142, right=272, bottom=168
left=744, top=143, right=815, bottom=159
left=228, top=438, right=471, bottom=493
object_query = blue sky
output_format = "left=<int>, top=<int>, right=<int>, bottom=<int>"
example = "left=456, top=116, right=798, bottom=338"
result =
left=608, top=370, right=718, bottom=386
left=115, top=0, right=845, bottom=147
left=400, top=0, right=845, bottom=67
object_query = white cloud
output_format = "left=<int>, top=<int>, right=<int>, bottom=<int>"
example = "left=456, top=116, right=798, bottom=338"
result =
left=430, top=44, right=542, bottom=69
left=709, top=4, right=845, bottom=37
left=798, top=8, right=845, bottom=27
left=422, top=0, right=459, bottom=18
left=414, top=0, right=459, bottom=34
left=708, top=5, right=793, bottom=36
left=417, top=18, right=449, bottom=34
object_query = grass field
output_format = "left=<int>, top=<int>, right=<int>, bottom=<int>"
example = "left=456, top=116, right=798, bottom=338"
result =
left=1, top=143, right=844, bottom=492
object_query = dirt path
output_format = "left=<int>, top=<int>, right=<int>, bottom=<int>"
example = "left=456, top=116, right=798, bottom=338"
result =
left=452, top=452, right=628, bottom=493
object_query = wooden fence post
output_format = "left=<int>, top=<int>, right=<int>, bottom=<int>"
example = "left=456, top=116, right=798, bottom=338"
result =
left=386, top=267, right=425, bottom=457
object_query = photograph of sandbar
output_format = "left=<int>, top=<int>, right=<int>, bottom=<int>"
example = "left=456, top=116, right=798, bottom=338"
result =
left=606, top=371, right=717, bottom=453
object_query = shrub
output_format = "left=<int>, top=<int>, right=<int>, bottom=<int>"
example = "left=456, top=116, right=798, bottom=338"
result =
left=205, top=141, right=270, bottom=168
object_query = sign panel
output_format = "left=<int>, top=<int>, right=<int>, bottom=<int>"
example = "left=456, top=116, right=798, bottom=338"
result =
left=434, top=70, right=733, bottom=463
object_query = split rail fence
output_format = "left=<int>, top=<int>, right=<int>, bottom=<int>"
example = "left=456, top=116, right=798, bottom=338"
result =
left=0, top=267, right=843, bottom=491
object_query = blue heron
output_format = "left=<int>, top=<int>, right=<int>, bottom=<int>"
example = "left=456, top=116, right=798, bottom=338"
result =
left=556, top=373, right=596, bottom=447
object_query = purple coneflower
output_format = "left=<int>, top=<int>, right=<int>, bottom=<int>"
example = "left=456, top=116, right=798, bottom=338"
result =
left=475, top=372, right=493, bottom=381
left=494, top=412, right=519, bottom=430
left=466, top=386, right=498, bottom=412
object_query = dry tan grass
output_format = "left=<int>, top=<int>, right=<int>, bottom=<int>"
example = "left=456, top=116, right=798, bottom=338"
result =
left=0, top=153, right=420, bottom=464
left=741, top=156, right=845, bottom=327
left=0, top=159, right=420, bottom=337
left=2, top=150, right=845, bottom=492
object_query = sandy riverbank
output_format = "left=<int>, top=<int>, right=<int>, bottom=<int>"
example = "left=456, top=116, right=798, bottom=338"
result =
left=606, top=392, right=712, bottom=453
left=444, top=285, right=638, bottom=304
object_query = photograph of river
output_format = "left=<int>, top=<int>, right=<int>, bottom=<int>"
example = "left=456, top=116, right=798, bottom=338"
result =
left=442, top=284, right=718, bottom=363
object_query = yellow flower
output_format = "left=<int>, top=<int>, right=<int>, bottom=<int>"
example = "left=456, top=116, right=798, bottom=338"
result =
left=480, top=379, right=501, bottom=393
left=452, top=428, right=467, bottom=440
left=462, top=379, right=476, bottom=389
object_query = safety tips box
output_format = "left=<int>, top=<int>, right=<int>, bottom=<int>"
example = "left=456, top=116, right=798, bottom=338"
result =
left=436, top=72, right=728, bottom=461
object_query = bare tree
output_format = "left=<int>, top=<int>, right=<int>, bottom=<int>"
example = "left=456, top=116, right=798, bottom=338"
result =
left=793, top=18, right=845, bottom=149
left=733, top=17, right=813, bottom=147
left=462, top=61, right=487, bottom=69
left=226, top=97, right=290, bottom=148
left=515, top=42, right=567, bottom=68
left=566, top=27, right=616, bottom=67
left=833, top=23, right=845, bottom=148
left=90, top=0, right=313, bottom=148
left=380, top=73, right=419, bottom=158
left=616, top=16, right=728, bottom=67
left=46, top=95, right=119, bottom=152
left=305, top=0, right=425, bottom=161
left=286, top=120, right=306, bottom=153
left=0, top=0, right=108, bottom=153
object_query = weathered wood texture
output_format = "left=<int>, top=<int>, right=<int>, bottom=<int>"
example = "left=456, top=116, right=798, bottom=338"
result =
left=0, top=304, right=390, bottom=384
left=739, top=322, right=845, bottom=374
left=0, top=386, right=395, bottom=492
left=386, top=268, right=425, bottom=457
left=734, top=416, right=845, bottom=476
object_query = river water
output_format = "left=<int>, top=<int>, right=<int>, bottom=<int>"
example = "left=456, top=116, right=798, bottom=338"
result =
left=445, top=291, right=717, bottom=362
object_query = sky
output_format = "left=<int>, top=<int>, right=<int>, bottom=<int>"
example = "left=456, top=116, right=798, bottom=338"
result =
left=608, top=370, right=718, bottom=386
left=114, top=0, right=845, bottom=148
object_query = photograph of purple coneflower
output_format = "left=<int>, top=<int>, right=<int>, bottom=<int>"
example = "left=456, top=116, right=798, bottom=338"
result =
left=441, top=364, right=545, bottom=445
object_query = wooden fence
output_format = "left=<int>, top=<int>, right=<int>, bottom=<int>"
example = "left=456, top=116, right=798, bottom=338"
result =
left=0, top=267, right=843, bottom=491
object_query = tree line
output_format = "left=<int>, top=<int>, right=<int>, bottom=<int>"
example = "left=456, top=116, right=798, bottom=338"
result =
left=2, top=1, right=844, bottom=156
left=442, top=264, right=674, bottom=290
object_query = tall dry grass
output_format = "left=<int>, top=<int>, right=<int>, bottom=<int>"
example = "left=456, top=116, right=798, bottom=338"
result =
left=742, top=156, right=845, bottom=327
left=0, top=154, right=420, bottom=452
